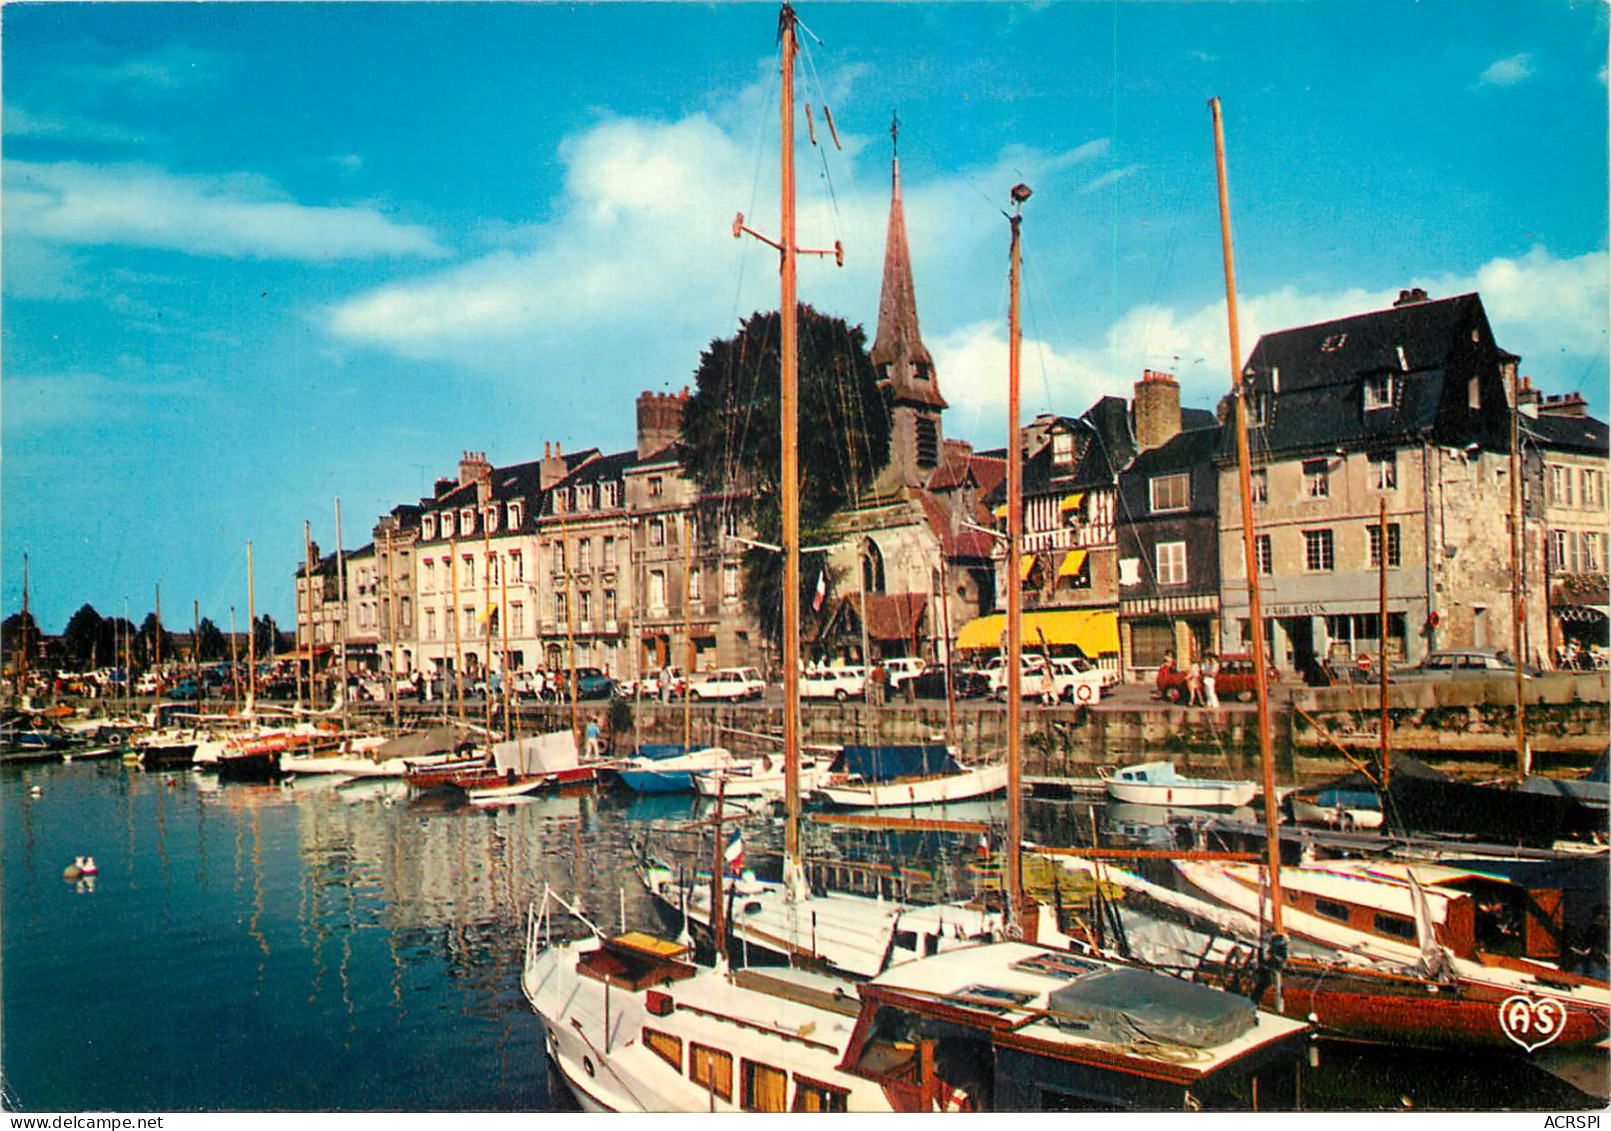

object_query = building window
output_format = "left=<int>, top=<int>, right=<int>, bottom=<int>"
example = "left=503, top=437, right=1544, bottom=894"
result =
left=1304, top=529, right=1335, bottom=572
left=1052, top=430, right=1075, bottom=466
left=1256, top=534, right=1272, bottom=575
left=1156, top=541, right=1187, bottom=586
left=723, top=564, right=739, bottom=600
left=1583, top=532, right=1603, bottom=573
left=460, top=507, right=475, bottom=534
left=424, top=608, right=436, bottom=640
left=1303, top=459, right=1330, bottom=499
left=508, top=501, right=522, bottom=528
left=1549, top=465, right=1564, bottom=504
left=578, top=538, right=592, bottom=572
left=1582, top=468, right=1605, bottom=509
left=1550, top=528, right=1569, bottom=571
left=423, top=560, right=435, bottom=592
left=511, top=603, right=524, bottom=636
left=741, top=1060, right=788, bottom=1113
left=554, top=592, right=567, bottom=622
left=1368, top=523, right=1402, bottom=569
left=1369, top=451, right=1397, bottom=490
left=422, top=516, right=436, bottom=540
left=602, top=536, right=617, bottom=569
left=441, top=512, right=455, bottom=539
left=604, top=589, right=617, bottom=622
left=1149, top=473, right=1190, bottom=513
left=485, top=506, right=499, bottom=534
left=724, top=511, right=741, bottom=538
left=1130, top=623, right=1174, bottom=667
left=648, top=476, right=664, bottom=499
left=579, top=591, right=592, bottom=623
left=1468, top=376, right=1481, bottom=411
left=649, top=570, right=666, bottom=611
left=1362, top=374, right=1394, bottom=410
left=1251, top=469, right=1268, bottom=504
left=689, top=568, right=702, bottom=602
left=462, top=554, right=475, bottom=587
left=446, top=607, right=457, bottom=637
left=915, top=416, right=939, bottom=469
left=509, top=551, right=523, bottom=582
left=649, top=518, right=666, bottom=547
left=400, top=597, right=412, bottom=627
left=604, top=482, right=621, bottom=508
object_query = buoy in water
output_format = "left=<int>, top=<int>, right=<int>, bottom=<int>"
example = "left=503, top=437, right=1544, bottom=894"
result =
left=29, top=785, right=41, bottom=797
left=80, top=856, right=99, bottom=876
left=63, top=858, right=83, bottom=880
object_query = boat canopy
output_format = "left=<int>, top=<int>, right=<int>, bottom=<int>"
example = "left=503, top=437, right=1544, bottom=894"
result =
left=830, top=744, right=959, bottom=781
left=636, top=743, right=690, bottom=761
left=955, top=609, right=1119, bottom=656
left=492, top=730, right=578, bottom=775
left=1046, top=966, right=1256, bottom=1049
left=375, top=725, right=466, bottom=760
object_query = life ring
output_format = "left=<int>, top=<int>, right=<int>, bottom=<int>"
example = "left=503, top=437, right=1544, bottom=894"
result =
left=1076, top=683, right=1094, bottom=703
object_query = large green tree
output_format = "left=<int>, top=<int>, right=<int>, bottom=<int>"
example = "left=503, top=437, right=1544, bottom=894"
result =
left=680, top=306, right=890, bottom=647
left=253, top=614, right=282, bottom=659
left=63, top=603, right=105, bottom=668
left=196, top=617, right=226, bottom=661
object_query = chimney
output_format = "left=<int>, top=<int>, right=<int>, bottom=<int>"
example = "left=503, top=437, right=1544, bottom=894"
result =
left=1517, top=375, right=1541, bottom=419
left=458, top=449, right=492, bottom=491
left=1393, top=287, right=1430, bottom=307
left=636, top=389, right=688, bottom=459
left=433, top=477, right=455, bottom=499
left=1133, top=369, right=1182, bottom=451
left=1539, top=392, right=1589, bottom=418
left=540, top=440, right=568, bottom=489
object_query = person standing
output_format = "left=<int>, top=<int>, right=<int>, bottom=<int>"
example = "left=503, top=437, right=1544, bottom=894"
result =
left=1186, top=655, right=1203, bottom=707
left=1202, top=653, right=1220, bottom=709
left=584, top=715, right=602, bottom=759
left=870, top=661, right=888, bottom=707
left=1038, top=664, right=1057, bottom=708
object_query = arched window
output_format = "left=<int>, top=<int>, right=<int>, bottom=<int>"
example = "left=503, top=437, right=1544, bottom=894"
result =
left=861, top=539, right=886, bottom=593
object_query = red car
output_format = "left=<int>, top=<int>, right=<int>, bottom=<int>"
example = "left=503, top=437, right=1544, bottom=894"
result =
left=1155, top=653, right=1277, bottom=703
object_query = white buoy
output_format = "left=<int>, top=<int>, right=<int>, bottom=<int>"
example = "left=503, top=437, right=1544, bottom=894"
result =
left=29, top=786, right=41, bottom=797
left=80, top=856, right=99, bottom=876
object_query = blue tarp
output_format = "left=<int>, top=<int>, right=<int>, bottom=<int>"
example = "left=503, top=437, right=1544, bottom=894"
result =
left=829, top=744, right=959, bottom=781
left=636, top=744, right=689, bottom=761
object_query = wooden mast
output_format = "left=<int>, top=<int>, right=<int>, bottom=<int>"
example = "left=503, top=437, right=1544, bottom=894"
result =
left=299, top=522, right=312, bottom=709
left=1379, top=498, right=1391, bottom=789
left=16, top=553, right=27, bottom=707
left=192, top=599, right=201, bottom=696
left=246, top=542, right=257, bottom=718
left=1209, top=97, right=1285, bottom=1003
left=336, top=496, right=350, bottom=735
left=154, top=582, right=163, bottom=697
left=384, top=527, right=401, bottom=734
left=481, top=479, right=495, bottom=740
left=451, top=536, right=465, bottom=728
left=1509, top=364, right=1528, bottom=781
left=779, top=2, right=803, bottom=878
left=229, top=605, right=241, bottom=717
left=683, top=511, right=695, bottom=753
left=1005, top=183, right=1030, bottom=937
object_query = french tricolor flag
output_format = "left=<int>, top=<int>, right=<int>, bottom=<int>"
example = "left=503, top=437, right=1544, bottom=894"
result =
left=724, top=828, right=745, bottom=876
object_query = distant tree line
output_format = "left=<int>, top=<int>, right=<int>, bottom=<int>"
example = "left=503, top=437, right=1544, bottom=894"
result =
left=3, top=603, right=288, bottom=673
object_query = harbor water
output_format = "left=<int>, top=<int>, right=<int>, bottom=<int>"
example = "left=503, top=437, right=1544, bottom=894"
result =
left=1, top=760, right=1598, bottom=1112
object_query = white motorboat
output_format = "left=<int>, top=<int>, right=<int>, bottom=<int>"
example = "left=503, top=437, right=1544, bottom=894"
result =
left=1099, top=761, right=1257, bottom=809
left=691, top=754, right=828, bottom=800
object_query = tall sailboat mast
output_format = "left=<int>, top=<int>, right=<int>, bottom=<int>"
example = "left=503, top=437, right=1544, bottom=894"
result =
left=778, top=2, right=804, bottom=873
left=1210, top=97, right=1285, bottom=1002
left=246, top=541, right=257, bottom=718
left=1004, top=184, right=1030, bottom=936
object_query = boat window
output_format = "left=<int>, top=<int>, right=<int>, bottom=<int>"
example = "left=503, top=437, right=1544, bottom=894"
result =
left=925, top=933, right=942, bottom=956
left=741, top=1060, right=788, bottom=1113
left=690, top=1042, right=733, bottom=1102
left=1012, top=951, right=1102, bottom=979
left=894, top=929, right=918, bottom=952
left=644, top=1027, right=681, bottom=1072
left=1312, top=898, right=1351, bottom=923
left=1373, top=912, right=1418, bottom=942
left=792, top=1076, right=849, bottom=1113
left=954, top=985, right=1034, bottom=1012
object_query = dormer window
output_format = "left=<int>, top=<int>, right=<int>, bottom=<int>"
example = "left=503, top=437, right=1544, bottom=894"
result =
left=579, top=484, right=596, bottom=510
left=1051, top=431, right=1074, bottom=467
left=602, top=482, right=620, bottom=508
left=441, top=513, right=455, bottom=539
left=914, top=361, right=931, bottom=382
left=508, top=501, right=523, bottom=528
left=460, top=507, right=475, bottom=534
left=423, top=516, right=436, bottom=540
left=485, top=506, right=499, bottom=534
left=1320, top=333, right=1347, bottom=352
left=1363, top=374, right=1394, bottom=411
left=647, top=476, right=664, bottom=499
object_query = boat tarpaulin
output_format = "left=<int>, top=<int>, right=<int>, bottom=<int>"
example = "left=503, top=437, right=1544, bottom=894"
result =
left=829, top=744, right=959, bottom=781
left=492, top=730, right=577, bottom=775
left=1046, top=966, right=1255, bottom=1048
left=376, top=725, right=466, bottom=760
left=637, top=743, right=690, bottom=761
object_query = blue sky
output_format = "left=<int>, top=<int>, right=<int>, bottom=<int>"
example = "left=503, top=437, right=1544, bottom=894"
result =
left=4, top=1, right=1607, bottom=634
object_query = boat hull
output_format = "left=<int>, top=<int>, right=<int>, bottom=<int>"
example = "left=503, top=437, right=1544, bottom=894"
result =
left=815, top=763, right=1008, bottom=808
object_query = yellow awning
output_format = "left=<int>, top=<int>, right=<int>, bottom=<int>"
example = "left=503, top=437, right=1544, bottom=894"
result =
left=993, top=503, right=1009, bottom=519
left=1057, top=549, right=1089, bottom=578
left=954, top=609, right=1120, bottom=656
left=1018, top=554, right=1037, bottom=581
left=1059, top=492, right=1086, bottom=514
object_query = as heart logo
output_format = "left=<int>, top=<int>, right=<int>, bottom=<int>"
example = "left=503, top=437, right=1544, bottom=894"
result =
left=1498, top=994, right=1567, bottom=1053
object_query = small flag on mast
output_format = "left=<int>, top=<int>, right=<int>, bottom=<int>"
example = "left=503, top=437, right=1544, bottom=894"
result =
left=812, top=569, right=827, bottom=613
left=724, top=828, right=745, bottom=876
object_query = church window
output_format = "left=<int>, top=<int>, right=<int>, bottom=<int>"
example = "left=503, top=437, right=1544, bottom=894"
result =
left=915, top=416, right=939, bottom=469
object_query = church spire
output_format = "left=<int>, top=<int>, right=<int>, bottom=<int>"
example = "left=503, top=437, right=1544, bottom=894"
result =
left=871, top=111, right=945, bottom=411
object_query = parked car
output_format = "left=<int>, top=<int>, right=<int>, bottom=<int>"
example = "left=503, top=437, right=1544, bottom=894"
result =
left=880, top=658, right=925, bottom=689
left=165, top=680, right=204, bottom=701
left=908, top=663, right=989, bottom=700
left=552, top=668, right=617, bottom=700
left=687, top=667, right=766, bottom=702
left=800, top=666, right=866, bottom=701
left=985, top=654, right=1049, bottom=700
left=1390, top=649, right=1534, bottom=682
left=1046, top=658, right=1106, bottom=705
left=1155, top=653, right=1277, bottom=702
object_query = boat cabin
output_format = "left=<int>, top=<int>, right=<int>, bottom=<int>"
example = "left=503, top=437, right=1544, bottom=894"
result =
left=578, top=932, right=698, bottom=991
left=836, top=942, right=1306, bottom=1111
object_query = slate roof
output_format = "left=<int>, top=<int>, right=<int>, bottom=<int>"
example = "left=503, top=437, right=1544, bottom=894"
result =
left=821, top=592, right=927, bottom=642
left=1526, top=411, right=1608, bottom=455
left=1123, top=424, right=1223, bottom=480
left=1225, top=292, right=1515, bottom=460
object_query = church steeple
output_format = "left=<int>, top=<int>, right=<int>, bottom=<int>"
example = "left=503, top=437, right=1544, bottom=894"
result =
left=871, top=113, right=946, bottom=413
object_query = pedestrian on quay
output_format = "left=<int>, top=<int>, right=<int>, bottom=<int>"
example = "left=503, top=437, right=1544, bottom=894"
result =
left=584, top=715, right=602, bottom=759
left=1038, top=664, right=1057, bottom=708
left=1202, top=653, right=1220, bottom=709
left=1154, top=651, right=1175, bottom=700
left=1186, top=655, right=1203, bottom=707
left=870, top=661, right=889, bottom=706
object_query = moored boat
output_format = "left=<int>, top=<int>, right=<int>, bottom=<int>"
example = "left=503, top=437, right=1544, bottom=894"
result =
left=1100, top=761, right=1257, bottom=809
left=614, top=745, right=735, bottom=794
left=812, top=744, right=1006, bottom=809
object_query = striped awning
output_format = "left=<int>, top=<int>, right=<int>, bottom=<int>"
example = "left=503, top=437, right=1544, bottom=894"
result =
left=1059, top=492, right=1086, bottom=514
left=955, top=609, right=1120, bottom=656
left=1057, top=549, right=1089, bottom=578
left=1018, top=554, right=1037, bottom=581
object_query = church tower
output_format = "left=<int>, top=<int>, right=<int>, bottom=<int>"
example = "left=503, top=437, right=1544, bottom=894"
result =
left=870, top=115, right=946, bottom=495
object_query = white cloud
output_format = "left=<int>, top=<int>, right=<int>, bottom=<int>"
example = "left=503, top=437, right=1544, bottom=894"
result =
left=1082, top=164, right=1142, bottom=195
left=5, top=161, right=447, bottom=261
left=1480, top=52, right=1534, bottom=87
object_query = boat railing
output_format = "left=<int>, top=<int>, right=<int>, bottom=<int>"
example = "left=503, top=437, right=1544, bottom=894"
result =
left=525, top=882, right=608, bottom=969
